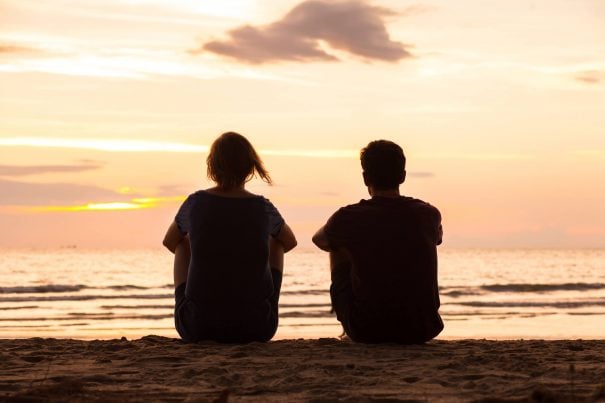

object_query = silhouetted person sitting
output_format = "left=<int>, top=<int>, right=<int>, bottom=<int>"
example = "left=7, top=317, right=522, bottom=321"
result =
left=163, top=132, right=297, bottom=343
left=312, top=140, right=443, bottom=344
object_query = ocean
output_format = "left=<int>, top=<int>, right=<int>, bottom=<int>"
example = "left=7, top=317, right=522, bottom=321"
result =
left=1, top=248, right=604, bottom=340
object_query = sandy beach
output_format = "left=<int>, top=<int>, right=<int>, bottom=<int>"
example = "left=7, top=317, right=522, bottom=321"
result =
left=1, top=337, right=604, bottom=402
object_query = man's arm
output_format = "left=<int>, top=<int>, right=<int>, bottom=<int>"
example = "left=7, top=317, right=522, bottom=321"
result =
left=163, top=221, right=185, bottom=253
left=312, top=226, right=331, bottom=252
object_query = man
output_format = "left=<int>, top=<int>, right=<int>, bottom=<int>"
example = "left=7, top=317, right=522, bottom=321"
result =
left=312, top=140, right=443, bottom=344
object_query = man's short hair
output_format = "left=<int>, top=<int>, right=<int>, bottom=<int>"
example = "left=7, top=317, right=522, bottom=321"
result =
left=360, top=140, right=406, bottom=190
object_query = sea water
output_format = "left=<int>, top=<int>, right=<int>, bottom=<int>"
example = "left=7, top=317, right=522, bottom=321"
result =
left=1, top=248, right=604, bottom=340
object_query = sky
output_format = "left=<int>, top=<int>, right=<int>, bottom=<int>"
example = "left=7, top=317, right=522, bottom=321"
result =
left=0, top=0, right=604, bottom=249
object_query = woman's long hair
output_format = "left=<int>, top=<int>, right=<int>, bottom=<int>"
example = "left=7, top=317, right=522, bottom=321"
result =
left=206, top=132, right=272, bottom=189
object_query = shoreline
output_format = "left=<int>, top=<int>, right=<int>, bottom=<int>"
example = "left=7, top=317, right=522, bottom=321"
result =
left=2, top=337, right=604, bottom=402
left=3, top=321, right=604, bottom=341
left=3, top=332, right=605, bottom=341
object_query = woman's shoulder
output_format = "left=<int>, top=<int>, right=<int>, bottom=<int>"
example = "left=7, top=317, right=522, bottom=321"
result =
left=184, top=189, right=210, bottom=200
left=203, top=187, right=266, bottom=199
left=188, top=189, right=275, bottom=208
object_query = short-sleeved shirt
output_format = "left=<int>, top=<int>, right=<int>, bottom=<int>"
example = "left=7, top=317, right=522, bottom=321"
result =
left=324, top=195, right=443, bottom=342
left=175, top=190, right=284, bottom=314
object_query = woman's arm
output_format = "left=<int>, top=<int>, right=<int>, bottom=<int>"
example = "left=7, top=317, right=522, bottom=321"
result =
left=274, top=222, right=297, bottom=253
left=162, top=220, right=185, bottom=253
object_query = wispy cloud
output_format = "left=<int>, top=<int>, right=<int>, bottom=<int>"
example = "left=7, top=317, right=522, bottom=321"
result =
left=0, top=137, right=208, bottom=153
left=0, top=35, right=291, bottom=81
left=417, top=152, right=533, bottom=161
left=0, top=137, right=355, bottom=158
left=0, top=176, right=185, bottom=211
left=0, top=161, right=104, bottom=177
left=155, top=184, right=193, bottom=197
left=261, top=148, right=357, bottom=158
left=575, top=71, right=602, bottom=84
left=0, top=43, right=40, bottom=55
left=408, top=172, right=434, bottom=178
left=0, top=137, right=536, bottom=163
left=195, top=0, right=411, bottom=64
left=417, top=56, right=605, bottom=83
left=0, top=178, right=122, bottom=206
left=0, top=179, right=185, bottom=212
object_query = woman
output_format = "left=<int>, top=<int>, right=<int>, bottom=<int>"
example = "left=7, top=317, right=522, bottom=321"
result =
left=163, top=132, right=297, bottom=342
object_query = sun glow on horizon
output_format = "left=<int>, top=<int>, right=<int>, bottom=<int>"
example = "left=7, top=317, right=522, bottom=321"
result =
left=21, top=196, right=186, bottom=213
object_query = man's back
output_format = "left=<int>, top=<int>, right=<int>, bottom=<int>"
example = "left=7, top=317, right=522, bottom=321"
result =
left=324, top=196, right=443, bottom=343
left=313, top=139, right=443, bottom=344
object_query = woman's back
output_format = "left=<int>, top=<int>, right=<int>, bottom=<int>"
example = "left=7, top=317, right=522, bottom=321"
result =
left=177, top=191, right=283, bottom=307
left=164, top=132, right=297, bottom=343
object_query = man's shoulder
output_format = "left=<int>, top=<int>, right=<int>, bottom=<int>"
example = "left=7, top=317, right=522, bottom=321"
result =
left=330, top=197, right=441, bottom=222
left=324, top=200, right=371, bottom=231
left=401, top=196, right=440, bottom=212
left=334, top=197, right=439, bottom=212
left=401, top=197, right=442, bottom=224
left=332, top=199, right=373, bottom=215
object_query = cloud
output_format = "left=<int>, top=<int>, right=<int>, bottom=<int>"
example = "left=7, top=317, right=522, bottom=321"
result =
left=0, top=161, right=104, bottom=177
left=155, top=185, right=192, bottom=197
left=0, top=137, right=208, bottom=153
left=0, top=137, right=376, bottom=159
left=195, top=0, right=411, bottom=64
left=0, top=178, right=124, bottom=206
left=575, top=71, right=601, bottom=84
left=0, top=44, right=37, bottom=54
left=408, top=171, right=434, bottom=178
left=0, top=178, right=186, bottom=211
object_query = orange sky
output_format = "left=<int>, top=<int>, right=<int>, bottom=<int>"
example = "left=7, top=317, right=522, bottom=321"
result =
left=1, top=0, right=604, bottom=248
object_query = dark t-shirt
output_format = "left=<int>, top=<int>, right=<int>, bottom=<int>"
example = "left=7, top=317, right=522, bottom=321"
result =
left=324, top=195, right=443, bottom=342
left=175, top=191, right=284, bottom=315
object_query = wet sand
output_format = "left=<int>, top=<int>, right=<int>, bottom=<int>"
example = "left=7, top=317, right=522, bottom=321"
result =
left=1, top=336, right=604, bottom=402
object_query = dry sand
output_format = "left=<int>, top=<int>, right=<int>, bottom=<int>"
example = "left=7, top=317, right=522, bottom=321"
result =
left=1, top=336, right=604, bottom=402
